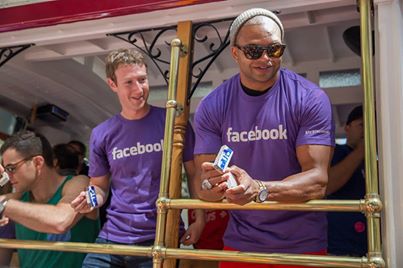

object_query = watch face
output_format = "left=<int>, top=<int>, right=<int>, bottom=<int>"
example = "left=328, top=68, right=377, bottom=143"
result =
left=258, top=190, right=268, bottom=202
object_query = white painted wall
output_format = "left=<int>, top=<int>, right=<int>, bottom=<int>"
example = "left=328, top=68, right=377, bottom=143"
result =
left=374, top=0, right=403, bottom=267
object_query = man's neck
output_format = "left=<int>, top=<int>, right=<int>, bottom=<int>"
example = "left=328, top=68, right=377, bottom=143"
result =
left=121, top=104, right=150, bottom=120
left=30, top=167, right=65, bottom=203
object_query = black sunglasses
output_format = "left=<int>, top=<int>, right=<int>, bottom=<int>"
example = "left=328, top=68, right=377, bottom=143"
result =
left=235, top=43, right=286, bottom=60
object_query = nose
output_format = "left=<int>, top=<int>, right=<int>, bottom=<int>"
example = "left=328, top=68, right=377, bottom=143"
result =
left=259, top=49, right=272, bottom=61
left=131, top=81, right=144, bottom=94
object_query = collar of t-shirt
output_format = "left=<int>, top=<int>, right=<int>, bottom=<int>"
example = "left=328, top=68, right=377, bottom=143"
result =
left=241, top=83, right=271, bottom=96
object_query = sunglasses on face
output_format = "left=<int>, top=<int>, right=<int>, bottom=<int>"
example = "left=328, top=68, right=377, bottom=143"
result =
left=235, top=43, right=286, bottom=60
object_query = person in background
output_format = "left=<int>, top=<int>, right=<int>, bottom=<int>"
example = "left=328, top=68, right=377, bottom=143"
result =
left=71, top=49, right=204, bottom=268
left=0, top=131, right=99, bottom=268
left=68, top=140, right=89, bottom=176
left=326, top=105, right=367, bottom=256
left=193, top=8, right=334, bottom=268
left=53, top=143, right=80, bottom=176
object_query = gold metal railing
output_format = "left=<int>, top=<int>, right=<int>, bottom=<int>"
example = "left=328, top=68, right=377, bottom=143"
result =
left=0, top=1, right=384, bottom=267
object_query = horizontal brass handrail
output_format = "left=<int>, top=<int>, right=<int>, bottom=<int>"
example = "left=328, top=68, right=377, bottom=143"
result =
left=0, top=239, right=368, bottom=267
left=0, top=239, right=151, bottom=256
left=166, top=248, right=367, bottom=268
left=166, top=198, right=365, bottom=212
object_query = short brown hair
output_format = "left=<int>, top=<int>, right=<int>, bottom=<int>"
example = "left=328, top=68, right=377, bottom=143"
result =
left=0, top=130, right=54, bottom=167
left=105, top=49, right=147, bottom=83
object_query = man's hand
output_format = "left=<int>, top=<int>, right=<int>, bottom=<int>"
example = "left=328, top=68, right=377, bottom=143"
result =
left=70, top=191, right=93, bottom=214
left=180, top=217, right=205, bottom=246
left=224, top=166, right=259, bottom=205
left=200, top=162, right=229, bottom=194
left=0, top=216, right=9, bottom=227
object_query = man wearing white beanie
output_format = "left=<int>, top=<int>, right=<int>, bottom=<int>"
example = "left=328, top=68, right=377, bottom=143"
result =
left=193, top=8, right=335, bottom=268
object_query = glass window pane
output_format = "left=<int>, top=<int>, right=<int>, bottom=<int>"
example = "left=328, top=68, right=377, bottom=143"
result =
left=319, top=69, right=361, bottom=88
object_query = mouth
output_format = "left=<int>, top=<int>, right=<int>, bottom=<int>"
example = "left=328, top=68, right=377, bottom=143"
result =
left=131, top=95, right=144, bottom=101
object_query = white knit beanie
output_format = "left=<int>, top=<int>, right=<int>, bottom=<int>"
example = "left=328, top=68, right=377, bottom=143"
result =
left=229, top=8, right=284, bottom=45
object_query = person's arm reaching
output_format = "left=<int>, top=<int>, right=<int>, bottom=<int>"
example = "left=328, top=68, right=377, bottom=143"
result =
left=3, top=175, right=95, bottom=234
left=71, top=174, right=110, bottom=215
left=326, top=141, right=364, bottom=195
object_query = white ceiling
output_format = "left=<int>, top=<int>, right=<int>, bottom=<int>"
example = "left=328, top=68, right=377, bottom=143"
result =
left=0, top=0, right=363, bottom=144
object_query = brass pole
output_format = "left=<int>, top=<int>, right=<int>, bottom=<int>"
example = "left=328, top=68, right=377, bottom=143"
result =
left=163, top=20, right=193, bottom=268
left=153, top=38, right=182, bottom=268
left=0, top=239, right=151, bottom=256
left=359, top=0, right=384, bottom=267
left=165, top=248, right=367, bottom=268
left=168, top=198, right=364, bottom=212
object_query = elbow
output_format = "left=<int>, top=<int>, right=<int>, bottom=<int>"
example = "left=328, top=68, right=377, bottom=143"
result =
left=304, top=175, right=327, bottom=201
left=52, top=216, right=75, bottom=234
left=314, top=175, right=328, bottom=199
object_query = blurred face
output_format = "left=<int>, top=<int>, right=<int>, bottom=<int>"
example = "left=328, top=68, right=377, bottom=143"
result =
left=108, top=63, right=150, bottom=119
left=1, top=149, right=40, bottom=193
left=345, top=118, right=364, bottom=148
left=231, top=22, right=284, bottom=91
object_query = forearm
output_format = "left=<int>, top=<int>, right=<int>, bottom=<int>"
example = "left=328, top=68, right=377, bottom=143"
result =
left=4, top=200, right=79, bottom=234
left=265, top=168, right=327, bottom=202
left=326, top=150, right=364, bottom=195
left=90, top=180, right=109, bottom=208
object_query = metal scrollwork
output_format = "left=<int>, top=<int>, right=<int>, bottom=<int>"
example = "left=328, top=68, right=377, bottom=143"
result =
left=0, top=44, right=33, bottom=68
left=109, top=26, right=177, bottom=85
left=189, top=19, right=233, bottom=99
left=189, top=18, right=233, bottom=100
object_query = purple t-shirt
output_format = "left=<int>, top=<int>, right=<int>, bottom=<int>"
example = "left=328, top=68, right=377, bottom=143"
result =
left=0, top=221, right=15, bottom=239
left=89, top=106, right=194, bottom=244
left=194, top=68, right=335, bottom=254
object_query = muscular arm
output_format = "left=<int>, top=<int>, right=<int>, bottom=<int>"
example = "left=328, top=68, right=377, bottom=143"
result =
left=3, top=175, right=92, bottom=234
left=264, top=144, right=333, bottom=202
left=326, top=143, right=364, bottom=195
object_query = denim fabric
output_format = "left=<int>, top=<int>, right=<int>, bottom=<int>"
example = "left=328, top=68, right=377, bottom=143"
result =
left=82, top=237, right=153, bottom=268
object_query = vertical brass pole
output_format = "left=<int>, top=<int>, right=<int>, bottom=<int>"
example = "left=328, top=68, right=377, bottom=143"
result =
left=359, top=0, right=384, bottom=267
left=154, top=38, right=182, bottom=268
left=163, top=20, right=194, bottom=268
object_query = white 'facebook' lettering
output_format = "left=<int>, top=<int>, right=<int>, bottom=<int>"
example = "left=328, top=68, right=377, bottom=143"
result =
left=112, top=139, right=164, bottom=160
left=226, top=125, right=287, bottom=143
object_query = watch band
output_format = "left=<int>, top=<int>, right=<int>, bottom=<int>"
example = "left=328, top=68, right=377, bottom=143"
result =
left=0, top=199, right=8, bottom=218
left=254, top=180, right=268, bottom=203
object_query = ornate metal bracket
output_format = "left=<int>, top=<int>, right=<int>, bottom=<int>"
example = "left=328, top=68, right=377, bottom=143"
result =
left=109, top=26, right=177, bottom=85
left=189, top=18, right=233, bottom=100
left=0, top=44, right=33, bottom=68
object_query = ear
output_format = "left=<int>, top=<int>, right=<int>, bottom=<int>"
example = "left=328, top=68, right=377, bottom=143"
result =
left=107, top=78, right=118, bottom=93
left=231, top=46, right=239, bottom=63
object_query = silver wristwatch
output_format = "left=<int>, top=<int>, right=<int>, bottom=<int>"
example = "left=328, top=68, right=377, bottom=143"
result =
left=0, top=199, right=8, bottom=218
left=254, top=180, right=268, bottom=203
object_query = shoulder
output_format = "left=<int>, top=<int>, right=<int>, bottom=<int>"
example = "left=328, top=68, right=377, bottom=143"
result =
left=150, top=105, right=166, bottom=118
left=280, top=68, right=327, bottom=99
left=92, top=114, right=120, bottom=134
left=62, top=175, right=89, bottom=194
left=197, top=74, right=240, bottom=116
left=201, top=74, right=239, bottom=104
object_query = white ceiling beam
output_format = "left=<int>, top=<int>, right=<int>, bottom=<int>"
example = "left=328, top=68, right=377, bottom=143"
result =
left=0, top=0, right=356, bottom=48
left=323, top=26, right=335, bottom=62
